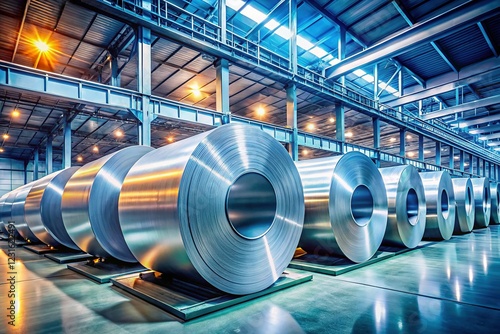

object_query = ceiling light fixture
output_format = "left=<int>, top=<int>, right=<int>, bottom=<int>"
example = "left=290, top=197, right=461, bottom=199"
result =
left=306, top=123, right=315, bottom=131
left=11, top=110, right=20, bottom=118
left=329, top=117, right=335, bottom=123
left=389, top=137, right=396, bottom=142
left=256, top=107, right=265, bottom=117
left=2, top=134, right=9, bottom=140
left=34, top=40, right=50, bottom=52
left=345, top=131, right=353, bottom=138
left=167, top=136, right=174, bottom=143
left=92, top=146, right=99, bottom=153
left=114, top=129, right=123, bottom=138
left=0, top=148, right=4, bottom=153
left=76, top=156, right=83, bottom=162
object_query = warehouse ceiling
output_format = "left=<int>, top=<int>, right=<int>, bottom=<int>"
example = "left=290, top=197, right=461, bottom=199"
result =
left=0, top=0, right=499, bottom=166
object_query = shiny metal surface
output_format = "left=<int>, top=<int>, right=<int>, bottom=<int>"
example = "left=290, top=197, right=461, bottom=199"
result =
left=471, top=177, right=491, bottom=228
left=11, top=182, right=40, bottom=242
left=0, top=190, right=20, bottom=238
left=62, top=146, right=153, bottom=260
left=451, top=178, right=475, bottom=234
left=0, top=193, right=8, bottom=234
left=24, top=167, right=80, bottom=248
left=419, top=171, right=456, bottom=240
left=379, top=165, right=426, bottom=248
left=489, top=182, right=500, bottom=225
left=296, top=152, right=388, bottom=263
left=119, top=124, right=304, bottom=295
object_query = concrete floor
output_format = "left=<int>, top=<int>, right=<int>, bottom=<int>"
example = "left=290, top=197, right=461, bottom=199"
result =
left=1, top=226, right=499, bottom=333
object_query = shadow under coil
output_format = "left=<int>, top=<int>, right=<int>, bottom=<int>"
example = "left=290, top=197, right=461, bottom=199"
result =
left=11, top=182, right=40, bottom=242
left=118, top=124, right=304, bottom=295
left=296, top=152, right=388, bottom=263
left=379, top=165, right=426, bottom=248
left=489, top=182, right=500, bottom=225
left=24, top=167, right=80, bottom=248
left=61, top=146, right=154, bottom=260
left=451, top=178, right=475, bottom=234
left=419, top=171, right=456, bottom=240
left=471, top=177, right=491, bottom=228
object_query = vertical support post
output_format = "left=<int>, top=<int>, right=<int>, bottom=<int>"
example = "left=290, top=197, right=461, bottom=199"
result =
left=337, top=27, right=346, bottom=86
left=137, top=26, right=152, bottom=146
left=435, top=141, right=441, bottom=166
left=46, top=134, right=53, bottom=174
left=62, top=113, right=72, bottom=168
left=399, top=129, right=406, bottom=159
left=373, top=117, right=380, bottom=167
left=455, top=87, right=460, bottom=105
left=286, top=83, right=298, bottom=161
left=373, top=63, right=379, bottom=109
left=459, top=150, right=464, bottom=172
left=336, top=103, right=345, bottom=153
left=33, top=148, right=39, bottom=181
left=289, top=0, right=297, bottom=74
left=482, top=159, right=486, bottom=177
left=215, top=58, right=230, bottom=124
left=469, top=153, right=473, bottom=175
left=449, top=146, right=454, bottom=170
left=418, top=134, right=424, bottom=162
left=218, top=0, right=226, bottom=44
left=398, top=69, right=403, bottom=117
left=111, top=56, right=121, bottom=87
left=23, top=160, right=28, bottom=184
left=418, top=100, right=423, bottom=117
left=476, top=156, right=480, bottom=176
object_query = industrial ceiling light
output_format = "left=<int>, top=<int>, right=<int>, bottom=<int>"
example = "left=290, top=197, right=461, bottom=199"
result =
left=407, top=152, right=415, bottom=157
left=306, top=123, right=315, bottom=131
left=329, top=117, right=335, bottom=123
left=77, top=156, right=83, bottom=162
left=424, top=150, right=431, bottom=154
left=191, top=86, right=201, bottom=97
left=454, top=156, right=460, bottom=160
left=406, top=134, right=412, bottom=140
left=302, top=149, right=309, bottom=156
left=114, top=129, right=123, bottom=138
left=2, top=134, right=9, bottom=140
left=389, top=137, right=396, bottom=142
left=167, top=136, right=174, bottom=143
left=256, top=107, right=265, bottom=117
left=11, top=110, right=20, bottom=118
left=0, top=148, right=4, bottom=153
left=345, top=131, right=353, bottom=138
left=34, top=40, right=49, bottom=52
left=92, top=146, right=99, bottom=153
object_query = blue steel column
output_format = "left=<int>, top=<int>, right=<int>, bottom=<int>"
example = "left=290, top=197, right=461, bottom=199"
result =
left=435, top=141, right=441, bottom=166
left=218, top=0, right=227, bottom=44
left=338, top=27, right=346, bottom=86
left=418, top=134, right=424, bottom=162
left=449, top=146, right=454, bottom=170
left=373, top=63, right=379, bottom=109
left=482, top=158, right=486, bottom=177
left=111, top=56, right=121, bottom=87
left=286, top=83, right=298, bottom=161
left=215, top=58, right=230, bottom=124
left=137, top=26, right=152, bottom=146
left=398, top=70, right=404, bottom=117
left=62, top=113, right=71, bottom=168
left=336, top=103, right=345, bottom=153
left=289, top=0, right=297, bottom=74
left=469, top=153, right=473, bottom=174
left=373, top=117, right=380, bottom=167
left=399, top=129, right=406, bottom=159
left=459, top=150, right=464, bottom=173
left=33, top=148, right=39, bottom=181
left=46, top=134, right=53, bottom=174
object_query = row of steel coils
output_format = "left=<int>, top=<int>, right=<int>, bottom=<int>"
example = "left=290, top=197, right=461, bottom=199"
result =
left=0, top=124, right=499, bottom=295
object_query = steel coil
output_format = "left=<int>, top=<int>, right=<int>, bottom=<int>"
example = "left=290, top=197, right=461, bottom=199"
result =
left=10, top=182, right=40, bottom=242
left=296, top=152, right=388, bottom=263
left=379, top=165, right=426, bottom=248
left=24, top=167, right=80, bottom=248
left=489, top=182, right=500, bottom=225
left=118, top=124, right=304, bottom=295
left=451, top=178, right=475, bottom=234
left=0, top=193, right=8, bottom=234
left=61, top=146, right=154, bottom=259
left=419, top=171, right=456, bottom=240
left=0, top=191, right=20, bottom=238
left=471, top=177, right=491, bottom=228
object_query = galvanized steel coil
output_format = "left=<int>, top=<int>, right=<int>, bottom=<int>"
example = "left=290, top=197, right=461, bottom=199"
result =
left=0, top=193, right=8, bottom=234
left=419, top=171, right=456, bottom=240
left=10, top=182, right=40, bottom=242
left=296, top=152, right=388, bottom=263
left=451, top=178, right=475, bottom=234
left=379, top=165, right=426, bottom=248
left=489, top=182, right=500, bottom=225
left=471, top=177, right=491, bottom=228
left=61, top=146, right=154, bottom=259
left=118, top=124, right=305, bottom=295
left=24, top=167, right=80, bottom=248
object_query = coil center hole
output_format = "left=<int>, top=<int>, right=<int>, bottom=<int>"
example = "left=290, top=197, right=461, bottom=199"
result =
left=406, top=188, right=419, bottom=226
left=351, top=185, right=373, bottom=227
left=226, top=172, right=277, bottom=239
left=441, top=189, right=449, bottom=219
left=483, top=187, right=490, bottom=212
left=465, top=186, right=472, bottom=215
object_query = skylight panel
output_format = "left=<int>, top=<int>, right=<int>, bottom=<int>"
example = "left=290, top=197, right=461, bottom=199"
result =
left=310, top=46, right=328, bottom=58
left=241, top=5, right=268, bottom=23
left=227, top=0, right=245, bottom=11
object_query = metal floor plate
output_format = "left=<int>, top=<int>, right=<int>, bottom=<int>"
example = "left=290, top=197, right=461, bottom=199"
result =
left=68, top=261, right=146, bottom=283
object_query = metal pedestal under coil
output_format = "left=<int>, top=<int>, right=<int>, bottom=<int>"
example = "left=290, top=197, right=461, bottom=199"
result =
left=471, top=177, right=491, bottom=229
left=420, top=171, right=456, bottom=241
left=451, top=178, right=475, bottom=234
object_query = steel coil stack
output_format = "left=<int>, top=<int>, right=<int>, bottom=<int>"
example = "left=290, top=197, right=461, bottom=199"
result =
left=61, top=146, right=154, bottom=260
left=419, top=171, right=456, bottom=240
left=118, top=124, right=304, bottom=295
left=10, top=182, right=40, bottom=243
left=24, top=167, right=80, bottom=248
left=379, top=165, right=426, bottom=248
left=296, top=151, right=388, bottom=263
left=489, top=182, right=500, bottom=225
left=471, top=177, right=491, bottom=229
left=451, top=178, right=475, bottom=234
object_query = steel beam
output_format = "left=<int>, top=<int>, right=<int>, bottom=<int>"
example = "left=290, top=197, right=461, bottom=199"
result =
left=218, top=0, right=226, bottom=44
left=478, top=22, right=498, bottom=57
left=449, top=146, right=455, bottom=169
left=470, top=124, right=500, bottom=135
left=286, top=83, right=298, bottom=161
left=325, top=0, right=500, bottom=79
left=423, top=94, right=500, bottom=120
left=399, top=129, right=406, bottom=158
left=336, top=103, right=345, bottom=153
left=245, top=0, right=286, bottom=38
left=137, top=26, right=152, bottom=146
left=435, top=141, right=441, bottom=166
left=33, top=148, right=39, bottom=181
left=480, top=132, right=500, bottom=141
left=454, top=113, right=500, bottom=128
left=383, top=57, right=500, bottom=106
left=215, top=58, right=230, bottom=124
left=62, top=113, right=72, bottom=168
left=12, top=0, right=31, bottom=62
left=289, top=0, right=297, bottom=74
left=46, top=134, right=53, bottom=174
